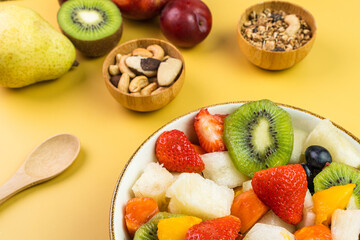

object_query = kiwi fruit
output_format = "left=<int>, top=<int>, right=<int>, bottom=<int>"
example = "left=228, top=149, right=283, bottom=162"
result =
left=57, top=0, right=123, bottom=57
left=133, top=212, right=185, bottom=240
left=223, top=99, right=294, bottom=177
left=314, top=162, right=360, bottom=208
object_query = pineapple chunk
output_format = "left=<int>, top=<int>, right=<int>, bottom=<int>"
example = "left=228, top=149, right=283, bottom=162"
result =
left=166, top=173, right=234, bottom=220
left=132, top=162, right=174, bottom=209
left=289, top=128, right=308, bottom=164
left=258, top=211, right=296, bottom=233
left=331, top=209, right=360, bottom=240
left=244, top=223, right=295, bottom=240
left=201, top=151, right=250, bottom=188
left=157, top=216, right=202, bottom=240
left=303, top=119, right=360, bottom=168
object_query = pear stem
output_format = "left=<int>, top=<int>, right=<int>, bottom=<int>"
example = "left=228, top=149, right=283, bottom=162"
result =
left=72, top=60, right=79, bottom=67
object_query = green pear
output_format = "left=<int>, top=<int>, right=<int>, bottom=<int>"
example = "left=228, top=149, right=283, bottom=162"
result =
left=0, top=4, right=76, bottom=88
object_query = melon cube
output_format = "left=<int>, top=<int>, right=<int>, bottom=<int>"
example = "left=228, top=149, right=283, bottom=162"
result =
left=201, top=151, right=250, bottom=188
left=166, top=173, right=234, bottom=220
left=132, top=162, right=174, bottom=209
left=244, top=223, right=295, bottom=240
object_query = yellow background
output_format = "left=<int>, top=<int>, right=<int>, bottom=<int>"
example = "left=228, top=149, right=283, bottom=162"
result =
left=0, top=0, right=359, bottom=239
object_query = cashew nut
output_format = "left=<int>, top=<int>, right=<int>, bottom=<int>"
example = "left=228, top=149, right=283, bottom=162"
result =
left=109, top=65, right=120, bottom=76
left=132, top=48, right=153, bottom=58
left=118, top=54, right=136, bottom=78
left=140, top=82, right=158, bottom=95
left=129, top=76, right=149, bottom=93
left=147, top=44, right=165, bottom=60
left=131, top=92, right=142, bottom=97
left=118, top=73, right=130, bottom=93
left=115, top=53, right=122, bottom=65
left=284, top=14, right=300, bottom=37
left=151, top=87, right=166, bottom=95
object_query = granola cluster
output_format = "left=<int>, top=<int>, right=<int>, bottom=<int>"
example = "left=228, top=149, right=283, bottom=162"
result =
left=241, top=9, right=312, bottom=52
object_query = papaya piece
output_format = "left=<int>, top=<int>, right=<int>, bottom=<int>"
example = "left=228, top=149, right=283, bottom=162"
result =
left=231, top=189, right=269, bottom=233
left=125, top=197, right=159, bottom=236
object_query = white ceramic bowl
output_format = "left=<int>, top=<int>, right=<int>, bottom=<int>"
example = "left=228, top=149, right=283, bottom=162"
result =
left=109, top=102, right=360, bottom=240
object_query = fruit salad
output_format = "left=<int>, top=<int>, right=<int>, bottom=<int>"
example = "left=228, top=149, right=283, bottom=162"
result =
left=123, top=99, right=360, bottom=240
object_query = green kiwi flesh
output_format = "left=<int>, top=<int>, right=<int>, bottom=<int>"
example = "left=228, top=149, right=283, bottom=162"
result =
left=223, top=99, right=294, bottom=177
left=57, top=0, right=122, bottom=57
left=133, top=212, right=185, bottom=240
left=314, top=162, right=360, bottom=208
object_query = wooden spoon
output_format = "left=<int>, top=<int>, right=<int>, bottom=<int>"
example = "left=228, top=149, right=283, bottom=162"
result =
left=0, top=133, right=80, bottom=205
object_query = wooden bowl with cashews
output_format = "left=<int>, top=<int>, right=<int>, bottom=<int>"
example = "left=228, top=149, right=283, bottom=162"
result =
left=103, top=38, right=185, bottom=112
left=237, top=1, right=317, bottom=70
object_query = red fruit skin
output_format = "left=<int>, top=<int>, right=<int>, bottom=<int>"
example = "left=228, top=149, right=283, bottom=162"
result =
left=251, top=164, right=308, bottom=225
left=58, top=0, right=67, bottom=5
left=194, top=109, right=227, bottom=153
left=155, top=129, right=205, bottom=173
left=160, top=0, right=212, bottom=48
left=111, top=0, right=170, bottom=20
left=185, top=216, right=241, bottom=240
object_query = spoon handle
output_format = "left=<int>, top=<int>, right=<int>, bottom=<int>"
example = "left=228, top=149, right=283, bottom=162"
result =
left=0, top=170, right=34, bottom=205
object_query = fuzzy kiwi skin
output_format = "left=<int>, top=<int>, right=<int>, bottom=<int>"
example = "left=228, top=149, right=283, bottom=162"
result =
left=314, top=162, right=360, bottom=208
left=223, top=99, right=294, bottom=177
left=61, top=24, right=123, bottom=57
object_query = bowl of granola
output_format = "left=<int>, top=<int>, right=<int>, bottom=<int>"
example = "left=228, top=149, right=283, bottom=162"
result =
left=237, top=1, right=317, bottom=70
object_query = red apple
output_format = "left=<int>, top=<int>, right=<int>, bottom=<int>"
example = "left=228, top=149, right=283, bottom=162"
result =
left=160, top=0, right=212, bottom=48
left=58, top=0, right=67, bottom=5
left=111, top=0, right=170, bottom=20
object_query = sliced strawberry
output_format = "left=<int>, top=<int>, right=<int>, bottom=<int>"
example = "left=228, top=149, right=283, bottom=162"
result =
left=155, top=129, right=204, bottom=173
left=251, top=164, right=308, bottom=225
left=185, top=215, right=241, bottom=240
left=194, top=108, right=227, bottom=153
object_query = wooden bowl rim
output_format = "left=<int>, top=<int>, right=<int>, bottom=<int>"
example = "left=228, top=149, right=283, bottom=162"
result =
left=102, top=38, right=185, bottom=99
left=237, top=0, right=317, bottom=54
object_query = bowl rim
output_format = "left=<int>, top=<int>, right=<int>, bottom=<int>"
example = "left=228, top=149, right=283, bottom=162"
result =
left=109, top=101, right=360, bottom=239
left=237, top=0, right=318, bottom=54
left=102, top=37, right=185, bottom=98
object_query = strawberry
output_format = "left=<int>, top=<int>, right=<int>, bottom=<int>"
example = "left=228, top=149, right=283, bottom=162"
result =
left=251, top=164, right=307, bottom=225
left=194, top=108, right=227, bottom=153
left=155, top=129, right=205, bottom=173
left=185, top=215, right=241, bottom=240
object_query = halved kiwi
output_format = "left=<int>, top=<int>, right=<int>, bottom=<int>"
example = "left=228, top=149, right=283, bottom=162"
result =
left=223, top=99, right=294, bottom=177
left=314, top=162, right=360, bottom=208
left=57, top=0, right=123, bottom=57
left=134, top=212, right=185, bottom=240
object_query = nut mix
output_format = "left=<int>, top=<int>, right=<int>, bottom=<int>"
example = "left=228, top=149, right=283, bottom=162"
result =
left=241, top=9, right=312, bottom=51
left=108, top=44, right=183, bottom=96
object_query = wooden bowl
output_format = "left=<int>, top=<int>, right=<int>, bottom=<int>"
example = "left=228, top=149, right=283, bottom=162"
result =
left=103, top=38, right=185, bottom=112
left=237, top=1, right=317, bottom=70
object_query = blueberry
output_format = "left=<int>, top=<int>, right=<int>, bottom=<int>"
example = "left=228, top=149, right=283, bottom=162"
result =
left=305, top=145, right=332, bottom=170
left=301, top=163, right=315, bottom=194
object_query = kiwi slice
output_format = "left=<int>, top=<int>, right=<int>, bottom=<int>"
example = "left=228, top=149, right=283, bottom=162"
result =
left=223, top=99, right=293, bottom=177
left=57, top=0, right=123, bottom=57
left=314, top=162, right=360, bottom=208
left=133, top=212, right=185, bottom=240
